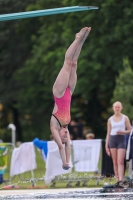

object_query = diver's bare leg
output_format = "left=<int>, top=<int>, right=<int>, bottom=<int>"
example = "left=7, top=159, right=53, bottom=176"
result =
left=68, top=27, right=91, bottom=93
left=53, top=27, right=91, bottom=97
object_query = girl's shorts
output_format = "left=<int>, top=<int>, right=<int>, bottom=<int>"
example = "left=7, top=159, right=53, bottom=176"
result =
left=109, top=135, right=126, bottom=149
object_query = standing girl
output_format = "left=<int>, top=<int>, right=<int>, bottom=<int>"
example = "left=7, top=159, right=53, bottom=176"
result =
left=105, top=101, right=131, bottom=182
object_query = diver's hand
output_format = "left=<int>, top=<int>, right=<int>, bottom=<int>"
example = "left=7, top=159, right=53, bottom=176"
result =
left=62, top=163, right=70, bottom=170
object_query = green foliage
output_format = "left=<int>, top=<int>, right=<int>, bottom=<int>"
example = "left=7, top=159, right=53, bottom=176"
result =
left=112, top=58, right=133, bottom=121
left=0, top=0, right=42, bottom=141
left=0, top=0, right=133, bottom=141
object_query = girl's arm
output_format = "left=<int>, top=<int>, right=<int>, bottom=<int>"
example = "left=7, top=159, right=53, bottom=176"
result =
left=117, top=116, right=132, bottom=134
left=105, top=119, right=111, bottom=156
left=50, top=123, right=67, bottom=166
left=65, top=131, right=71, bottom=165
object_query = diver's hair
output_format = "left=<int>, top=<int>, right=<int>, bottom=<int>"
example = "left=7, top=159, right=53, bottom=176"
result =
left=112, top=101, right=123, bottom=108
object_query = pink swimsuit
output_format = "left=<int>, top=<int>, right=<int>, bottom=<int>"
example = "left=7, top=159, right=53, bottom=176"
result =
left=53, top=87, right=71, bottom=127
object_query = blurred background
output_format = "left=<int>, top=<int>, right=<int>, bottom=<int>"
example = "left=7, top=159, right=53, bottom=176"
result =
left=0, top=0, right=133, bottom=143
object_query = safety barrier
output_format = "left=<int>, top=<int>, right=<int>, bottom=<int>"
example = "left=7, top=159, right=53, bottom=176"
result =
left=0, top=143, right=15, bottom=186
left=0, top=140, right=115, bottom=189
left=50, top=173, right=105, bottom=188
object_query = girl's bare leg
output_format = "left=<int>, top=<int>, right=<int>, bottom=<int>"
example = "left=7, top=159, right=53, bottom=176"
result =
left=117, top=149, right=126, bottom=181
left=110, top=148, right=119, bottom=181
left=53, top=27, right=91, bottom=97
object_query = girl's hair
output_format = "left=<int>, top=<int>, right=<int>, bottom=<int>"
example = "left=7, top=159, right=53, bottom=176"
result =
left=112, top=101, right=123, bottom=108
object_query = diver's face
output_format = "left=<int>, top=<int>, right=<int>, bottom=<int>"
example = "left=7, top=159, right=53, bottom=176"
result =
left=59, top=127, right=68, bottom=144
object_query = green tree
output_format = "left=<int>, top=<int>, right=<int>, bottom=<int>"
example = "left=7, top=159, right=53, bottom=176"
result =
left=0, top=0, right=40, bottom=141
left=15, top=0, right=133, bottom=139
left=1, top=0, right=133, bottom=141
left=111, top=58, right=133, bottom=121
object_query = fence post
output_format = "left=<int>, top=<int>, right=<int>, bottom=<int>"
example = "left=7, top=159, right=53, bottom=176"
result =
left=7, top=124, right=16, bottom=146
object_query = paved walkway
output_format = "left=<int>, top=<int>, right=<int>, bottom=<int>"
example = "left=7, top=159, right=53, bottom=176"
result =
left=1, top=188, right=133, bottom=200
left=0, top=188, right=97, bottom=196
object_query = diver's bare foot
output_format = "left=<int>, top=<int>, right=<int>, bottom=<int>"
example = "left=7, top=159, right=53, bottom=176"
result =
left=76, top=27, right=91, bottom=40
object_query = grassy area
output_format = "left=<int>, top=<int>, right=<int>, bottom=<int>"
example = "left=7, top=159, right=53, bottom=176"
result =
left=0, top=146, right=117, bottom=189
